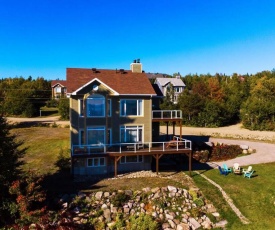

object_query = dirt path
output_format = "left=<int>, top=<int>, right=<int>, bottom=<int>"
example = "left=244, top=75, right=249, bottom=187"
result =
left=6, top=116, right=69, bottom=126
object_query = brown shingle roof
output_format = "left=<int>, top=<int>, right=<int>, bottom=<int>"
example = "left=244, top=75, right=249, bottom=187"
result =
left=51, top=80, right=67, bottom=87
left=66, top=68, right=156, bottom=95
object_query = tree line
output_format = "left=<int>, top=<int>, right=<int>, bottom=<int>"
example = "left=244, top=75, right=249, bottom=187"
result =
left=0, top=77, right=69, bottom=119
left=161, top=70, right=275, bottom=131
left=1, top=70, right=275, bottom=131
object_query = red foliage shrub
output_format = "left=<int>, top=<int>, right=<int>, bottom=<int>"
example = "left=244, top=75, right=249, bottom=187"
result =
left=210, top=144, right=242, bottom=161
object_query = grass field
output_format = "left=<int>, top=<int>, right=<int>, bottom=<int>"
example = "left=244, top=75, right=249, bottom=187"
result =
left=11, top=126, right=70, bottom=175
left=189, top=163, right=275, bottom=229
left=11, top=126, right=275, bottom=229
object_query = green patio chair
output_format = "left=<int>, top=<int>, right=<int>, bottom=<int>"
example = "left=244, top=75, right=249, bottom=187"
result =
left=244, top=170, right=254, bottom=179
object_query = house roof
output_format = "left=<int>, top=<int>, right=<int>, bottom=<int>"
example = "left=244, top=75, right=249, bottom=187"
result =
left=146, top=73, right=169, bottom=79
left=155, top=77, right=186, bottom=87
left=51, top=80, right=67, bottom=88
left=66, top=68, right=157, bottom=96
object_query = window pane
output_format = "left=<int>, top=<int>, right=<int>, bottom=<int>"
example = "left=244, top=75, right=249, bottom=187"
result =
left=87, top=95, right=105, bottom=117
left=87, top=128, right=105, bottom=145
left=126, top=100, right=137, bottom=115
left=138, top=100, right=142, bottom=115
left=55, top=87, right=61, bottom=93
left=87, top=159, right=93, bottom=166
left=80, top=130, right=84, bottom=145
left=100, top=158, right=105, bottom=166
left=108, top=99, right=111, bottom=116
left=120, top=126, right=143, bottom=143
left=120, top=156, right=143, bottom=163
left=94, top=158, right=99, bottom=166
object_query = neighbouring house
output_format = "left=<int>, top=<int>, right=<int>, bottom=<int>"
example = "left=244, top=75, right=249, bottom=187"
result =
left=51, top=80, right=67, bottom=99
left=66, top=61, right=192, bottom=176
left=154, top=76, right=186, bottom=104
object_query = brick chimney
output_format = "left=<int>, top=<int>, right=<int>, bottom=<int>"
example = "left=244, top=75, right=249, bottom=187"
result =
left=130, top=59, right=142, bottom=73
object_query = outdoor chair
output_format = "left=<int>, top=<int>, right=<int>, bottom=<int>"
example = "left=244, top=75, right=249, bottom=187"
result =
left=244, top=170, right=254, bottom=179
left=222, top=164, right=232, bottom=173
left=243, top=166, right=252, bottom=174
left=233, top=163, right=242, bottom=174
left=218, top=166, right=228, bottom=176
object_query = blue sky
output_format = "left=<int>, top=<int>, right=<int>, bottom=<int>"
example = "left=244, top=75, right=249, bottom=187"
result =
left=1, top=0, right=275, bottom=80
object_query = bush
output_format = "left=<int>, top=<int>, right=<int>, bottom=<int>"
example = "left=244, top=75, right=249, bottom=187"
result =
left=112, top=192, right=130, bottom=207
left=210, top=144, right=242, bottom=161
left=58, top=98, right=69, bottom=120
left=45, top=99, right=59, bottom=108
left=127, top=213, right=160, bottom=230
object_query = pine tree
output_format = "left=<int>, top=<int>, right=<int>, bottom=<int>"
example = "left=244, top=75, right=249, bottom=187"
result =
left=0, top=115, right=26, bottom=226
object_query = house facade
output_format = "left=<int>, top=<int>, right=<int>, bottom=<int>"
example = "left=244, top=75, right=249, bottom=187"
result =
left=51, top=80, right=67, bottom=99
left=154, top=76, right=185, bottom=104
left=66, top=62, right=192, bottom=176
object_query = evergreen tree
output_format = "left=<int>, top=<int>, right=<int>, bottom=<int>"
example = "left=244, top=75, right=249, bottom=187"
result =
left=0, top=115, right=26, bottom=226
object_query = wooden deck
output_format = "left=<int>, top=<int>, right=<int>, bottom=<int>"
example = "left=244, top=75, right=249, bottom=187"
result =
left=72, top=143, right=192, bottom=176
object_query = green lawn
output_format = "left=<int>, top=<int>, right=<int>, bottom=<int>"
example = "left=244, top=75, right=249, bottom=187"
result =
left=190, top=163, right=275, bottom=229
left=11, top=126, right=70, bottom=175
left=11, top=126, right=275, bottom=229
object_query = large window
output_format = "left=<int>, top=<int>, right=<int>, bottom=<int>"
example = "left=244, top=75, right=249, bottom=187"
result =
left=55, top=86, right=61, bottom=93
left=120, top=155, right=143, bottom=164
left=120, top=126, right=143, bottom=143
left=87, top=157, right=105, bottom=167
left=79, top=128, right=111, bottom=145
left=87, top=95, right=105, bottom=117
left=87, top=127, right=105, bottom=145
left=120, top=99, right=142, bottom=116
left=79, top=97, right=111, bottom=117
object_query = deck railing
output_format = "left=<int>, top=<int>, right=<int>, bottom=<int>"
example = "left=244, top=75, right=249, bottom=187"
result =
left=152, top=110, right=182, bottom=120
left=72, top=139, right=191, bottom=156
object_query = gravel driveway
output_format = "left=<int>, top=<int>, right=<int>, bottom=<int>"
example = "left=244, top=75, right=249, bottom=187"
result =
left=160, top=125, right=275, bottom=167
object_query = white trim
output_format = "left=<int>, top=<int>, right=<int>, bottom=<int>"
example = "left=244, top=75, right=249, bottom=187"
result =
left=71, top=78, right=119, bottom=95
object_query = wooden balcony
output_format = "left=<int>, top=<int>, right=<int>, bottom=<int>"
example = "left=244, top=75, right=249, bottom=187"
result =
left=72, top=139, right=191, bottom=157
left=71, top=138, right=192, bottom=176
left=152, top=110, right=182, bottom=122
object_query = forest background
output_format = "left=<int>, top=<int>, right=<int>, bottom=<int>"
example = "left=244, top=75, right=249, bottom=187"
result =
left=1, top=69, right=275, bottom=131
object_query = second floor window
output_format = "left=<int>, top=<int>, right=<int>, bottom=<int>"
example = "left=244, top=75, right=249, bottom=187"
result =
left=79, top=96, right=111, bottom=117
left=87, top=95, right=105, bottom=117
left=120, top=99, right=142, bottom=116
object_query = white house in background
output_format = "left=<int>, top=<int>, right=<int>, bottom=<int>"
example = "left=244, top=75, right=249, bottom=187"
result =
left=154, top=76, right=186, bottom=103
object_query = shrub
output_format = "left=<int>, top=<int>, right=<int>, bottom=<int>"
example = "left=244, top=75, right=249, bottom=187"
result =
left=210, top=144, right=242, bottom=161
left=55, top=148, right=71, bottom=172
left=127, top=213, right=160, bottom=230
left=112, top=192, right=130, bottom=207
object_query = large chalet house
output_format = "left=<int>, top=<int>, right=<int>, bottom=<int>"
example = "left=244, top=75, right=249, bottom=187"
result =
left=154, top=76, right=185, bottom=104
left=66, top=62, right=192, bottom=176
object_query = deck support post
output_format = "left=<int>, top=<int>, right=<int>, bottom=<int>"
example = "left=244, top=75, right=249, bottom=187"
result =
left=153, top=154, right=164, bottom=175
left=166, top=122, right=169, bottom=141
left=189, top=151, right=192, bottom=176
left=114, top=156, right=122, bottom=177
